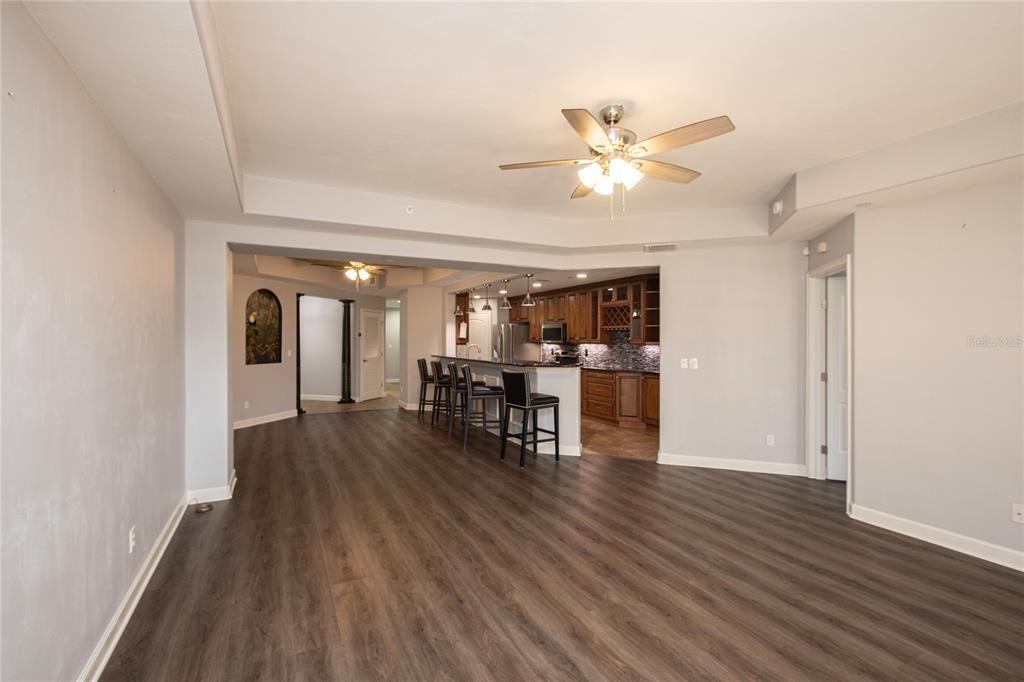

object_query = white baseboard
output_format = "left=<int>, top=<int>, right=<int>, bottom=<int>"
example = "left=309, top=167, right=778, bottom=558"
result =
left=535, top=443, right=581, bottom=457
left=399, top=400, right=431, bottom=411
left=77, top=494, right=188, bottom=682
left=233, top=409, right=297, bottom=430
left=850, top=504, right=1024, bottom=572
left=657, top=452, right=807, bottom=477
left=187, top=468, right=237, bottom=503
left=301, top=393, right=341, bottom=402
left=385, top=378, right=400, bottom=384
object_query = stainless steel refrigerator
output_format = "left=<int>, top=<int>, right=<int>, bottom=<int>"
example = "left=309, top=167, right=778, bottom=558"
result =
left=495, top=322, right=538, bottom=363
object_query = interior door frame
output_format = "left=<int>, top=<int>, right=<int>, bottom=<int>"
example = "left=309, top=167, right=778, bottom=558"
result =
left=805, top=254, right=854, bottom=513
left=359, top=307, right=385, bottom=401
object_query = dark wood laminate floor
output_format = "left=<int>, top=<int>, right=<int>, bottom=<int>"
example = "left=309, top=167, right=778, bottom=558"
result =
left=104, top=410, right=1024, bottom=681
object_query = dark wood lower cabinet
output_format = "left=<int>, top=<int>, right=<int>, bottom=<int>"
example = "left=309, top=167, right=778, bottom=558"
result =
left=582, top=370, right=659, bottom=428
left=643, top=375, right=659, bottom=426
left=615, top=373, right=644, bottom=429
left=581, top=370, right=616, bottom=421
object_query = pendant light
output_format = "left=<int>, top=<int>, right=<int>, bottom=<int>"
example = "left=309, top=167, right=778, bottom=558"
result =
left=454, top=294, right=463, bottom=317
left=521, top=274, right=536, bottom=307
left=467, top=289, right=477, bottom=314
left=499, top=279, right=512, bottom=310
left=481, top=282, right=493, bottom=312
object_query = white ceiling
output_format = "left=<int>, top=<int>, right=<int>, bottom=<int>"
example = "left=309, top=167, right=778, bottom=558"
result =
left=26, top=0, right=239, bottom=219
left=210, top=1, right=1022, bottom=218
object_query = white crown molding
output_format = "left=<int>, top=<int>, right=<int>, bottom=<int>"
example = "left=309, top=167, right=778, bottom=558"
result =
left=76, top=495, right=188, bottom=682
left=851, top=504, right=1023, bottom=573
left=657, top=452, right=807, bottom=477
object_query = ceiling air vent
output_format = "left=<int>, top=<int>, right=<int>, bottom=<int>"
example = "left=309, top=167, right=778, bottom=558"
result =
left=642, top=243, right=677, bottom=253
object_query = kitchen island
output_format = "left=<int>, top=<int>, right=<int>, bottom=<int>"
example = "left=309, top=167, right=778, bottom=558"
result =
left=432, top=355, right=581, bottom=456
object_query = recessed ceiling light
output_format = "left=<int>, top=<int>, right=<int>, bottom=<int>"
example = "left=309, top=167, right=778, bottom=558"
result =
left=576, top=273, right=588, bottom=279
left=607, top=287, right=614, bottom=291
left=473, top=294, right=481, bottom=299
left=498, top=289, right=507, bottom=295
left=532, top=282, right=542, bottom=288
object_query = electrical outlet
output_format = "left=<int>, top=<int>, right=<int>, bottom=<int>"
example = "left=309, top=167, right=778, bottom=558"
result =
left=766, top=434, right=775, bottom=447
left=243, top=400, right=250, bottom=410
left=128, top=526, right=136, bottom=555
left=679, top=358, right=689, bottom=369
left=1013, top=504, right=1024, bottom=525
left=690, top=358, right=699, bottom=370
left=287, top=349, right=293, bottom=357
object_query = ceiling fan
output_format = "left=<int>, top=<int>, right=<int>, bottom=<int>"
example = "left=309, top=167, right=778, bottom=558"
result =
left=499, top=105, right=734, bottom=201
left=300, top=259, right=383, bottom=283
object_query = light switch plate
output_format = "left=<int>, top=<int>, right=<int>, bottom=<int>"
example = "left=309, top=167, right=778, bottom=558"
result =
left=680, top=358, right=689, bottom=369
left=690, top=358, right=699, bottom=370
left=766, top=434, right=775, bottom=447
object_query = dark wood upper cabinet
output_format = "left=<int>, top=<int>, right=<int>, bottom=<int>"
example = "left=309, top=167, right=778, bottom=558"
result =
left=508, top=275, right=658, bottom=345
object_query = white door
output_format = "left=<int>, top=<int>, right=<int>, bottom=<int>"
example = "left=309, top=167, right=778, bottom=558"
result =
left=826, top=276, right=849, bottom=481
left=465, top=312, right=492, bottom=359
left=359, top=309, right=385, bottom=401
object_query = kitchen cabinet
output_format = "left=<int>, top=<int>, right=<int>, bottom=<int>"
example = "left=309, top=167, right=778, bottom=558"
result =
left=643, top=375, right=659, bottom=426
left=565, top=290, right=585, bottom=342
left=455, top=292, right=469, bottom=345
left=527, top=297, right=546, bottom=341
left=616, top=373, right=644, bottom=428
left=581, top=370, right=616, bottom=421
left=544, top=293, right=565, bottom=322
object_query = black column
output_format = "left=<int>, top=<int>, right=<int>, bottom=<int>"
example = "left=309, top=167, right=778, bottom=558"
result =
left=296, top=293, right=306, bottom=415
left=338, top=299, right=355, bottom=404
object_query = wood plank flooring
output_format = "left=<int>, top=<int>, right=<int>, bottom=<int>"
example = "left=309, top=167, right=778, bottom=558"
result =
left=103, top=409, right=1024, bottom=681
left=581, top=415, right=659, bottom=460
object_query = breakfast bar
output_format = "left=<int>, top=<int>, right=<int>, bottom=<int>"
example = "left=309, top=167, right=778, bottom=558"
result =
left=432, top=355, right=582, bottom=456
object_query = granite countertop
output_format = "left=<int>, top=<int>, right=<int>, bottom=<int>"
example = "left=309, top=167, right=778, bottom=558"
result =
left=432, top=354, right=581, bottom=369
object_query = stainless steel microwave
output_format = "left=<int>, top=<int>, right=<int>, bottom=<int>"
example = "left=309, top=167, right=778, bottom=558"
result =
left=541, top=323, right=567, bottom=344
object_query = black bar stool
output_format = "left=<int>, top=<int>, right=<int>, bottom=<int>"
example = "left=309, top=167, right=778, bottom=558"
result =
left=446, top=361, right=488, bottom=438
left=458, top=364, right=504, bottom=448
left=416, top=358, right=434, bottom=418
left=430, top=360, right=454, bottom=427
left=500, top=370, right=560, bottom=468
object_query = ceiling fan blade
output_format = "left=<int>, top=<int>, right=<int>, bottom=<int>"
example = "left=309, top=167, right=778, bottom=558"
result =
left=635, top=159, right=701, bottom=184
left=631, top=115, right=734, bottom=157
left=570, top=183, right=592, bottom=199
left=499, top=159, right=591, bottom=170
left=562, top=109, right=611, bottom=151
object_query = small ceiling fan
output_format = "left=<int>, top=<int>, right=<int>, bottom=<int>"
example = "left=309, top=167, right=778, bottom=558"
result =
left=300, top=259, right=383, bottom=283
left=499, top=105, right=734, bottom=200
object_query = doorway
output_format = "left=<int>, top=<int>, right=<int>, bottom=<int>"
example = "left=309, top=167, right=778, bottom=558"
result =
left=806, top=255, right=853, bottom=509
left=825, top=275, right=849, bottom=481
left=359, top=308, right=385, bottom=401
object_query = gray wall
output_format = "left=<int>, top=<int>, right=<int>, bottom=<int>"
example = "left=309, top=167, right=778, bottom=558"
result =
left=854, top=180, right=1023, bottom=550
left=231, top=274, right=386, bottom=422
left=2, top=4, right=186, bottom=679
left=385, top=308, right=401, bottom=381
left=658, top=243, right=807, bottom=465
left=299, top=296, right=343, bottom=398
left=808, top=214, right=854, bottom=271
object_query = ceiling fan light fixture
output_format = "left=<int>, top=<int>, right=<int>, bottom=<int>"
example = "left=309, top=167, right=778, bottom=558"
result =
left=593, top=173, right=614, bottom=196
left=345, top=267, right=357, bottom=280
left=577, top=161, right=603, bottom=188
left=610, top=157, right=644, bottom=190
left=358, top=268, right=370, bottom=281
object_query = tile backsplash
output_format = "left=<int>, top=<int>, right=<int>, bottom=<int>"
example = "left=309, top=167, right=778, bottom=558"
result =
left=542, top=331, right=660, bottom=373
